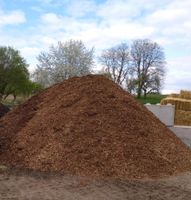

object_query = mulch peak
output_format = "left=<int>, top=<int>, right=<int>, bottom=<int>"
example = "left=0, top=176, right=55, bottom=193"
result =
left=0, top=75, right=191, bottom=179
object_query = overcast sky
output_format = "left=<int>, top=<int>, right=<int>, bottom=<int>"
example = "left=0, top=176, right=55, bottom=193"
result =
left=0, top=0, right=191, bottom=93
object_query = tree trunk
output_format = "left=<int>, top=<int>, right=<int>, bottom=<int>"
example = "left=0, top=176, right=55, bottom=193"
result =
left=137, top=72, right=142, bottom=98
left=143, top=89, right=147, bottom=99
left=3, top=94, right=9, bottom=100
left=13, top=94, right=17, bottom=102
left=137, top=79, right=142, bottom=98
left=137, top=88, right=142, bottom=98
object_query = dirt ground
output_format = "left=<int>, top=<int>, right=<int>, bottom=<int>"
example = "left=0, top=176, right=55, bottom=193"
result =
left=1, top=126, right=191, bottom=200
left=1, top=168, right=191, bottom=200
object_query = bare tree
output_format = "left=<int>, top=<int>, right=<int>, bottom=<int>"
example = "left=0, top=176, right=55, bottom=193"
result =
left=126, top=78, right=137, bottom=94
left=99, top=43, right=130, bottom=85
left=142, top=68, right=164, bottom=97
left=33, top=40, right=94, bottom=87
left=130, top=39, right=165, bottom=98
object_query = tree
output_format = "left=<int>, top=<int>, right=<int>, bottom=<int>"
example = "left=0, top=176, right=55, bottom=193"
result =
left=99, top=43, right=130, bottom=85
left=126, top=78, right=137, bottom=94
left=0, top=46, right=30, bottom=101
left=20, top=80, right=43, bottom=97
left=142, top=70, right=164, bottom=97
left=32, top=67, right=52, bottom=88
left=130, top=39, right=165, bottom=98
left=34, top=40, right=94, bottom=87
left=96, top=67, right=113, bottom=80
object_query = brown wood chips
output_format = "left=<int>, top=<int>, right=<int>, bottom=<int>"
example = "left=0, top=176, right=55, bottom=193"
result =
left=0, top=75, right=191, bottom=179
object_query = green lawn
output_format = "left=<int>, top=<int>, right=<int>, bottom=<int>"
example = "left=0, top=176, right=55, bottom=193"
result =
left=136, top=94, right=167, bottom=105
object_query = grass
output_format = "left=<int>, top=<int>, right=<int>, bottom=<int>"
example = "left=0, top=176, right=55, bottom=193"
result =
left=136, top=94, right=167, bottom=105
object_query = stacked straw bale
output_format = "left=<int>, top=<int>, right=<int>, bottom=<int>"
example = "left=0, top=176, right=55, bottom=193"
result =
left=161, top=90, right=191, bottom=126
left=179, top=90, right=191, bottom=100
left=175, top=110, right=191, bottom=126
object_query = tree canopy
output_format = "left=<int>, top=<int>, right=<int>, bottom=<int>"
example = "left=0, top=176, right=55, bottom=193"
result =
left=131, top=39, right=165, bottom=97
left=0, top=47, right=29, bottom=100
left=99, top=43, right=130, bottom=85
left=100, top=39, right=166, bottom=97
left=33, top=40, right=94, bottom=87
left=0, top=39, right=166, bottom=102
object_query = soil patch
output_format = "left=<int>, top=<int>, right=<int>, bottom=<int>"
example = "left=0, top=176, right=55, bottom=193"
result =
left=1, top=170, right=191, bottom=200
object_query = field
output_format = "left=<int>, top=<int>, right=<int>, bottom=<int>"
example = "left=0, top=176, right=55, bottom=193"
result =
left=136, top=94, right=167, bottom=104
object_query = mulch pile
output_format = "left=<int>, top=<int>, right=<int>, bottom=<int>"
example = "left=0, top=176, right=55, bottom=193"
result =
left=0, top=103, right=10, bottom=118
left=0, top=75, right=191, bottom=179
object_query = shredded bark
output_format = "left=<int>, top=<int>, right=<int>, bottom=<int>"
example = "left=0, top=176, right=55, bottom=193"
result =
left=0, top=75, right=191, bottom=179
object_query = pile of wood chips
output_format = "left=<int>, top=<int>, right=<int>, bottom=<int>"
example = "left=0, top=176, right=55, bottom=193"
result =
left=0, top=75, right=191, bottom=179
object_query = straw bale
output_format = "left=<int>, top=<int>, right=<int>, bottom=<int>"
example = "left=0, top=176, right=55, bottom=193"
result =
left=169, top=93, right=179, bottom=98
left=180, top=90, right=191, bottom=100
left=175, top=110, right=191, bottom=126
left=161, top=97, right=191, bottom=111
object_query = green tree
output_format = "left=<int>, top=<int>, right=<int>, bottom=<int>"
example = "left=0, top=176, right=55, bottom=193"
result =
left=0, top=46, right=35, bottom=101
left=23, top=81, right=43, bottom=96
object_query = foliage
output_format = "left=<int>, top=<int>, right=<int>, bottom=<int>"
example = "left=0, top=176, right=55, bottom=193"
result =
left=0, top=46, right=30, bottom=101
left=21, top=80, right=43, bottom=96
left=33, top=40, right=94, bottom=87
left=0, top=46, right=42, bottom=102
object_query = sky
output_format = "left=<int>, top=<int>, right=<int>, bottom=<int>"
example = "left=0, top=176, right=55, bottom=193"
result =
left=0, top=0, right=191, bottom=93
